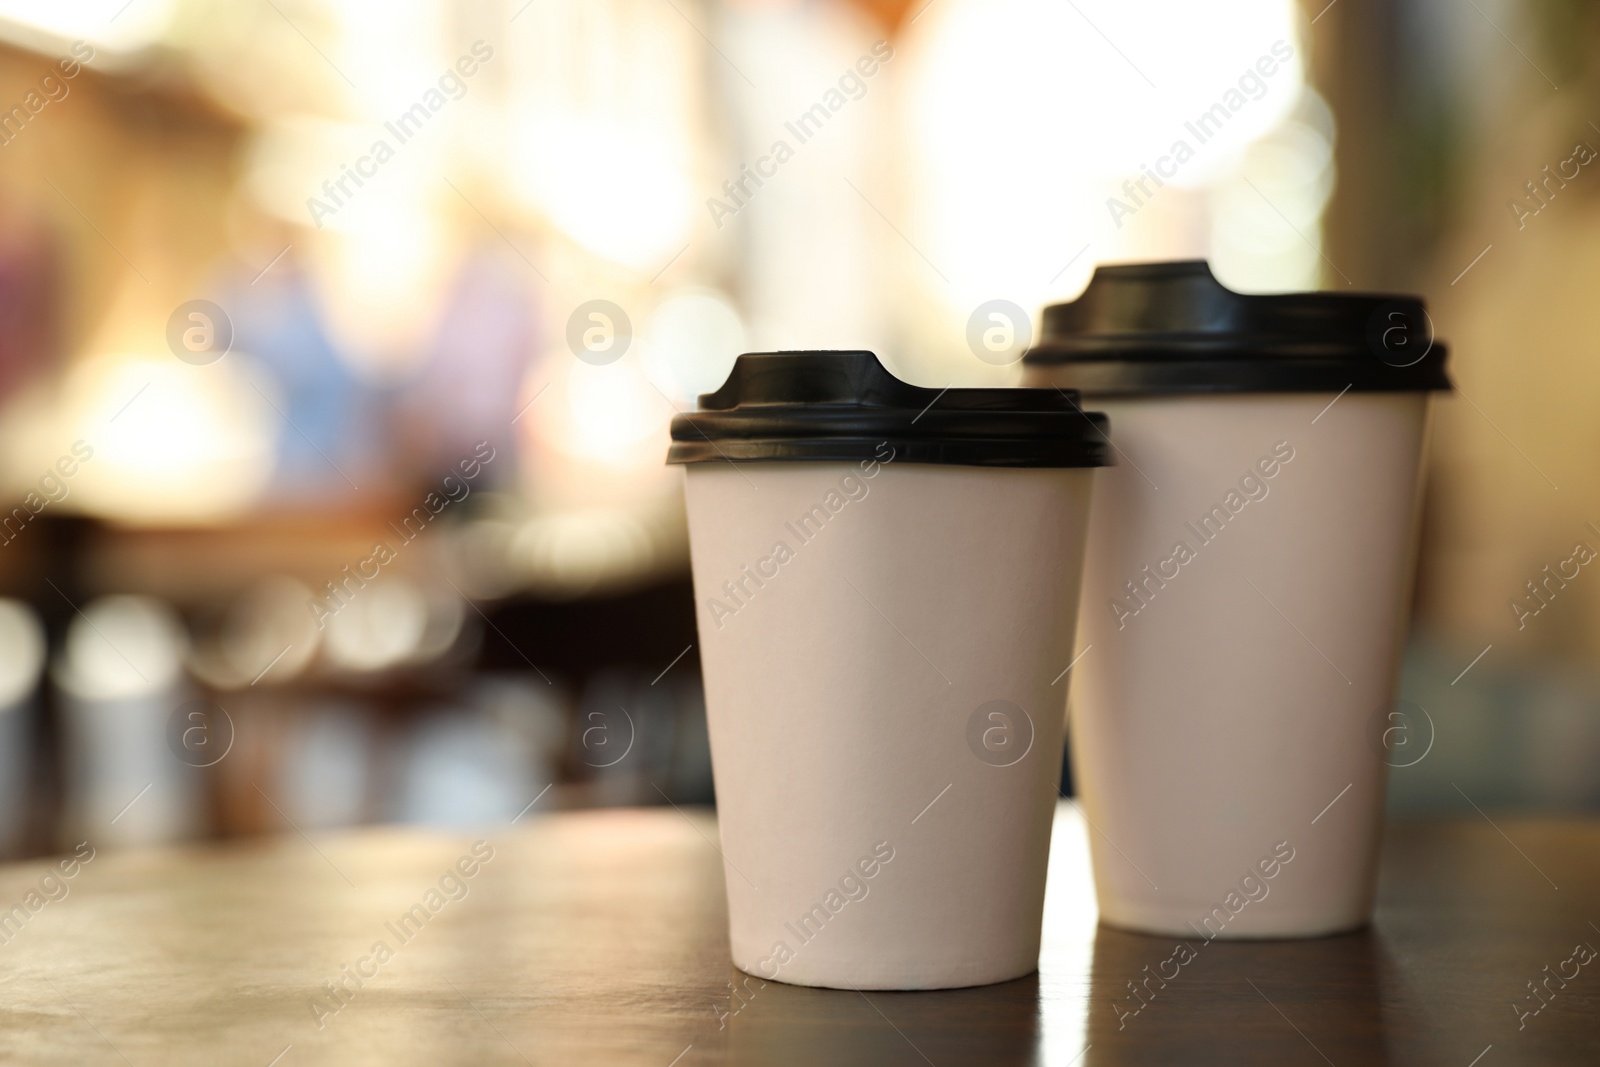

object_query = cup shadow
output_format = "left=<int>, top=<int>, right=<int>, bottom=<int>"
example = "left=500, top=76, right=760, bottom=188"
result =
left=710, top=968, right=1046, bottom=1067
left=1085, top=924, right=1391, bottom=1067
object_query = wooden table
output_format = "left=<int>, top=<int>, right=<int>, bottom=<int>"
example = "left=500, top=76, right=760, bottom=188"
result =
left=1, top=803, right=1595, bottom=1065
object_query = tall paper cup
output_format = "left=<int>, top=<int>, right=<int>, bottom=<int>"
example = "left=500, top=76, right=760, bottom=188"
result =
left=669, top=351, right=1109, bottom=989
left=1024, top=262, right=1451, bottom=939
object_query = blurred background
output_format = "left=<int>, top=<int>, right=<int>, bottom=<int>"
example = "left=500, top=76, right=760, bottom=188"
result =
left=0, top=0, right=1592, bottom=858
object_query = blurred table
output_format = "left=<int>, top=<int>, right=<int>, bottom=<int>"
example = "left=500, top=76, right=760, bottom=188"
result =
left=1, top=803, right=1596, bottom=1065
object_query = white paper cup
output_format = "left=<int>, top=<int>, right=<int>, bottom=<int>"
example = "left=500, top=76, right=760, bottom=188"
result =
left=685, top=460, right=1093, bottom=987
left=1024, top=261, right=1450, bottom=939
left=670, top=351, right=1109, bottom=988
left=1063, top=392, right=1430, bottom=937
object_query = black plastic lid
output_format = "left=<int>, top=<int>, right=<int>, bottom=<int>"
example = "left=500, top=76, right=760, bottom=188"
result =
left=1023, top=260, right=1451, bottom=396
left=666, top=351, right=1109, bottom=467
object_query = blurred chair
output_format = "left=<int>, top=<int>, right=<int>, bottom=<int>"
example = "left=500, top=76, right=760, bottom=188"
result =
left=0, top=598, right=45, bottom=857
left=276, top=700, right=375, bottom=831
left=52, top=595, right=203, bottom=848
left=387, top=676, right=565, bottom=827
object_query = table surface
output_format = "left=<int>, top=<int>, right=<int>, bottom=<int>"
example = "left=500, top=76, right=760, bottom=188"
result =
left=0, top=802, right=1595, bottom=1066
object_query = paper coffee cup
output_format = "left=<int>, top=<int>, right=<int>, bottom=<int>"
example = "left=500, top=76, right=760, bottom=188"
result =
left=668, top=351, right=1109, bottom=989
left=1024, top=261, right=1450, bottom=938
